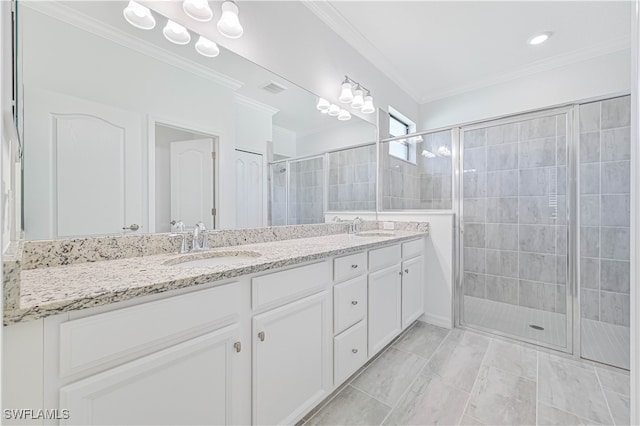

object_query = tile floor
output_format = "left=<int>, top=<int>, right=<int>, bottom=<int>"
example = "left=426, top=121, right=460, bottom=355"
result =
left=465, top=296, right=630, bottom=369
left=302, top=321, right=630, bottom=425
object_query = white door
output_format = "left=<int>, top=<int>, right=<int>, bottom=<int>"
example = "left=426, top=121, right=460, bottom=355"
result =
left=24, top=88, right=144, bottom=240
left=59, top=324, right=241, bottom=425
left=235, top=150, right=264, bottom=228
left=402, top=256, right=425, bottom=329
left=170, top=139, right=214, bottom=229
left=253, top=291, right=332, bottom=425
left=368, top=264, right=402, bottom=355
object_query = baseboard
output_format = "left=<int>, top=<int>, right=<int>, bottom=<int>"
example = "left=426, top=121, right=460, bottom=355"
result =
left=418, top=312, right=452, bottom=329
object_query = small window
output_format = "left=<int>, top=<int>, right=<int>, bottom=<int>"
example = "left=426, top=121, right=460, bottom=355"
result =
left=388, top=112, right=416, bottom=163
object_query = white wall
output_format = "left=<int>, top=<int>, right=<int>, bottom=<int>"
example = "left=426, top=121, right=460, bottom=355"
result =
left=419, top=49, right=631, bottom=130
left=272, top=126, right=297, bottom=159
left=234, top=99, right=273, bottom=155
left=21, top=6, right=238, bottom=230
left=296, top=120, right=377, bottom=157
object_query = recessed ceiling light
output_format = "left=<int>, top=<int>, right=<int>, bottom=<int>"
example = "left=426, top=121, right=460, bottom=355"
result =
left=528, top=32, right=552, bottom=46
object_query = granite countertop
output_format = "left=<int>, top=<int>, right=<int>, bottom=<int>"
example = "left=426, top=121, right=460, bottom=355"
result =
left=5, top=230, right=427, bottom=325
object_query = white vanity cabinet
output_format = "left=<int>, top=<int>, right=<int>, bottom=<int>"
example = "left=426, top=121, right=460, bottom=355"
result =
left=250, top=261, right=332, bottom=426
left=401, top=240, right=425, bottom=329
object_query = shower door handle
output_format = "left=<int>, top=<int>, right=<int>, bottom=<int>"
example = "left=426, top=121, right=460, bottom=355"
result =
left=459, top=219, right=464, bottom=234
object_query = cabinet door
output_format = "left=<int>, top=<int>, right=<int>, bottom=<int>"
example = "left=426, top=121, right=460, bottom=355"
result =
left=402, top=256, right=425, bottom=329
left=368, top=264, right=402, bottom=355
left=59, top=324, right=242, bottom=425
left=253, top=291, right=332, bottom=425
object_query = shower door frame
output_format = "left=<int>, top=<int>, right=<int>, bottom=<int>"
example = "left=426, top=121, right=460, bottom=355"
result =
left=454, top=105, right=577, bottom=355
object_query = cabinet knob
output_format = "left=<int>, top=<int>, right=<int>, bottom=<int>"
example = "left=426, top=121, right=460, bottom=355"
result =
left=351, top=300, right=358, bottom=305
left=351, top=264, right=358, bottom=269
left=405, top=269, right=409, bottom=274
left=352, top=349, right=358, bottom=354
left=258, top=331, right=265, bottom=342
left=234, top=341, right=242, bottom=353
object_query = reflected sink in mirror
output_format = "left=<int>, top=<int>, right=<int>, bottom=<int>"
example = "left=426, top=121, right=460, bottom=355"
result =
left=354, top=231, right=396, bottom=238
left=165, top=251, right=262, bottom=268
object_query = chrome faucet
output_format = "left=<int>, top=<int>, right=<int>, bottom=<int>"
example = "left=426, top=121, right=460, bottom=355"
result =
left=172, top=220, right=189, bottom=254
left=192, top=222, right=209, bottom=251
left=349, top=217, right=364, bottom=234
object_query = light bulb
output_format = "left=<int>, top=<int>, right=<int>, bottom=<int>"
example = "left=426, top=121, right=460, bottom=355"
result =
left=361, top=95, right=374, bottom=114
left=123, top=1, right=156, bottom=30
left=217, top=1, right=243, bottom=39
left=528, top=32, right=552, bottom=45
left=328, top=104, right=340, bottom=116
left=338, top=109, right=351, bottom=121
left=163, top=20, right=191, bottom=45
left=195, top=36, right=220, bottom=57
left=339, top=82, right=353, bottom=103
left=183, top=0, right=213, bottom=22
left=351, top=86, right=364, bottom=109
left=316, top=97, right=330, bottom=112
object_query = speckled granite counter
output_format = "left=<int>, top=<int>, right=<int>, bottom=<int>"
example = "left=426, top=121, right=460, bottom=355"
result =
left=5, top=227, right=428, bottom=325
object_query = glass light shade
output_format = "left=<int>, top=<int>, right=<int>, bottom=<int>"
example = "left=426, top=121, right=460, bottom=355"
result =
left=217, top=1, right=244, bottom=39
left=316, top=97, right=330, bottom=112
left=351, top=88, right=364, bottom=109
left=123, top=1, right=156, bottom=30
left=183, top=0, right=213, bottom=22
left=195, top=36, right=220, bottom=57
left=437, top=146, right=452, bottom=157
left=338, top=109, right=351, bottom=121
left=421, top=150, right=436, bottom=158
left=339, top=82, right=353, bottom=103
left=361, top=95, right=374, bottom=114
left=163, top=20, right=191, bottom=45
left=414, top=135, right=424, bottom=143
left=328, top=104, right=340, bottom=116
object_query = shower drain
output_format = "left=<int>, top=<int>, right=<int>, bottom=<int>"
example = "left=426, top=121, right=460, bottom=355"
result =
left=529, top=324, right=545, bottom=331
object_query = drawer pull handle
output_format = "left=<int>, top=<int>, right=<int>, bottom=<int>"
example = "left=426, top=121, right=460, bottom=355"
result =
left=258, top=331, right=265, bottom=342
left=234, top=342, right=242, bottom=353
left=351, top=264, right=359, bottom=269
left=352, top=349, right=358, bottom=354
left=405, top=269, right=409, bottom=274
left=351, top=300, right=358, bottom=305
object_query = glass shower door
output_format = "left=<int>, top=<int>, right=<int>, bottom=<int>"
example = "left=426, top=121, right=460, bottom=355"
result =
left=459, top=110, right=571, bottom=350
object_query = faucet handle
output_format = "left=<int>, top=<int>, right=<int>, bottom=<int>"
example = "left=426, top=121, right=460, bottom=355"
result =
left=172, top=220, right=185, bottom=232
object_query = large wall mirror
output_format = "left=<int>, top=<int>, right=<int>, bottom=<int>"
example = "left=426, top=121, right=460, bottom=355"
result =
left=16, top=0, right=376, bottom=240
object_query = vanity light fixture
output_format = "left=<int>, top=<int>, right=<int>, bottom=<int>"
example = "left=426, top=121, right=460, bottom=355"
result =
left=528, top=32, right=552, bottom=46
left=338, top=109, right=351, bottom=121
left=339, top=76, right=374, bottom=114
left=218, top=1, right=244, bottom=39
left=316, top=97, right=330, bottom=112
left=421, top=150, right=436, bottom=159
left=163, top=20, right=191, bottom=45
left=123, top=1, right=156, bottom=30
left=339, top=78, right=354, bottom=103
left=437, top=146, right=452, bottom=157
left=195, top=36, right=220, bottom=57
left=183, top=0, right=214, bottom=22
left=328, top=104, right=340, bottom=116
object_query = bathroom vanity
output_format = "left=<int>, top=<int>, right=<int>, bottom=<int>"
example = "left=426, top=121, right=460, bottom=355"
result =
left=3, top=222, right=428, bottom=425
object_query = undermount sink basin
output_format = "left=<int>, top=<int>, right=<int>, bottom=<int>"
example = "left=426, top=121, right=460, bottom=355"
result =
left=354, top=231, right=396, bottom=237
left=165, top=251, right=262, bottom=268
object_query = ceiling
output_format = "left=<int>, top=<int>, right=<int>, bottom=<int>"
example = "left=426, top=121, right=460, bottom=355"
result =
left=305, top=1, right=632, bottom=103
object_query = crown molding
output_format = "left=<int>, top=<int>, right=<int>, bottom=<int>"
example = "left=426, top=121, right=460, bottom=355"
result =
left=234, top=94, right=280, bottom=116
left=21, top=1, right=243, bottom=91
left=419, top=36, right=631, bottom=104
left=272, top=125, right=297, bottom=137
left=302, top=0, right=422, bottom=104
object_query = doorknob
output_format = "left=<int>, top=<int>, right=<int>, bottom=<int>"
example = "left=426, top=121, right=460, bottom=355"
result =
left=122, top=224, right=140, bottom=231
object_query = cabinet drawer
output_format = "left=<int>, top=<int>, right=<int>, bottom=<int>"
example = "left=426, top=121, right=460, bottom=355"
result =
left=252, top=261, right=330, bottom=310
left=368, top=244, right=401, bottom=271
left=334, top=252, right=367, bottom=282
left=334, top=275, right=367, bottom=334
left=334, top=321, right=367, bottom=385
left=59, top=283, right=240, bottom=378
left=402, top=239, right=423, bottom=259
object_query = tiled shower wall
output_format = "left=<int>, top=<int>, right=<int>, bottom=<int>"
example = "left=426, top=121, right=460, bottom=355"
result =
left=288, top=157, right=324, bottom=225
left=327, top=144, right=376, bottom=211
left=579, top=96, right=631, bottom=327
left=462, top=114, right=568, bottom=314
left=380, top=130, right=453, bottom=210
left=270, top=163, right=287, bottom=226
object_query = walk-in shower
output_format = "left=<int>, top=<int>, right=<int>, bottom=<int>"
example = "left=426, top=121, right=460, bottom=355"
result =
left=457, top=95, right=631, bottom=369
